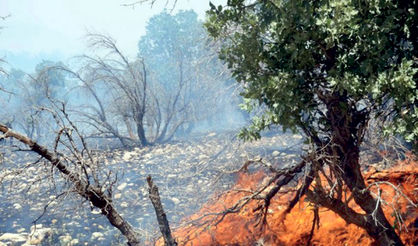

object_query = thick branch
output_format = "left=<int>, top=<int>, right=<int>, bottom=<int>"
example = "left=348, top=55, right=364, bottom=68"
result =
left=147, top=175, right=177, bottom=246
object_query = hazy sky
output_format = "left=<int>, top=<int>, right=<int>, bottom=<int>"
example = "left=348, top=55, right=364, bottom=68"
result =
left=0, top=0, right=225, bottom=70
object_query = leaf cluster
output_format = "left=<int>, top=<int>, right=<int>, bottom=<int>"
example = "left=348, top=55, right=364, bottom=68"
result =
left=206, top=0, right=417, bottom=150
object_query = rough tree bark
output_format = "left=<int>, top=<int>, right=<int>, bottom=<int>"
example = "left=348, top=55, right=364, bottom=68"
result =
left=0, top=124, right=141, bottom=246
left=323, top=94, right=404, bottom=245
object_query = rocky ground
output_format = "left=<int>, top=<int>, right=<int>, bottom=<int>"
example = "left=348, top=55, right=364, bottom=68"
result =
left=0, top=130, right=302, bottom=245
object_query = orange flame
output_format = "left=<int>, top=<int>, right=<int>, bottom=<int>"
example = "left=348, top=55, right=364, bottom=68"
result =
left=160, top=156, right=417, bottom=245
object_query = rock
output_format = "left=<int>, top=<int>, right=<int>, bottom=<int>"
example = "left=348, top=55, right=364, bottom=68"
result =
left=122, top=151, right=134, bottom=161
left=272, top=151, right=280, bottom=157
left=114, top=193, right=122, bottom=199
left=17, top=228, right=26, bottom=233
left=91, top=232, right=104, bottom=240
left=198, top=154, right=208, bottom=159
left=120, top=202, right=129, bottom=208
left=59, top=234, right=72, bottom=244
left=143, top=153, right=152, bottom=159
left=70, top=239, right=79, bottom=245
left=0, top=233, right=27, bottom=243
left=171, top=197, right=181, bottom=205
left=285, top=154, right=296, bottom=159
left=19, top=183, right=28, bottom=190
left=13, top=203, right=22, bottom=210
left=26, top=226, right=52, bottom=245
left=117, top=183, right=127, bottom=191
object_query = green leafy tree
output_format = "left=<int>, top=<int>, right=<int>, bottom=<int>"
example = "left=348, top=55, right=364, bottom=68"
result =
left=206, top=0, right=416, bottom=245
left=138, top=10, right=235, bottom=139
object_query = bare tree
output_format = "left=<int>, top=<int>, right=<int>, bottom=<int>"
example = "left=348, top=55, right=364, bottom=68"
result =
left=61, top=33, right=231, bottom=147
left=64, top=34, right=150, bottom=146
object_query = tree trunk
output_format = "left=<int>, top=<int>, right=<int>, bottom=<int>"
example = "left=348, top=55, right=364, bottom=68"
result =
left=325, top=96, right=404, bottom=246
left=340, top=146, right=403, bottom=245
left=134, top=112, right=148, bottom=146
left=306, top=189, right=403, bottom=246
left=136, top=121, right=148, bottom=146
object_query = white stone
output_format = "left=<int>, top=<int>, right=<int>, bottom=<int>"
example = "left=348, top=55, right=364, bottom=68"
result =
left=59, top=234, right=72, bottom=243
left=26, top=227, right=52, bottom=245
left=91, top=232, right=104, bottom=240
left=272, top=151, right=280, bottom=157
left=0, top=233, right=27, bottom=243
left=13, top=203, right=22, bottom=210
left=122, top=151, right=135, bottom=161
left=171, top=197, right=180, bottom=205
left=143, top=153, right=152, bottom=159
left=70, top=239, right=79, bottom=245
left=117, top=183, right=127, bottom=191
left=198, top=154, right=207, bottom=159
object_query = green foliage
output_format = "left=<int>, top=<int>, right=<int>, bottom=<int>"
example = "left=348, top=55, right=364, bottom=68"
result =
left=138, top=10, right=207, bottom=90
left=137, top=10, right=239, bottom=138
left=206, top=0, right=417, bottom=150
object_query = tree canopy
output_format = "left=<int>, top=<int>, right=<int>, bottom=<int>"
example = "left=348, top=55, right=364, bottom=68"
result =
left=206, top=0, right=417, bottom=149
left=138, top=10, right=237, bottom=138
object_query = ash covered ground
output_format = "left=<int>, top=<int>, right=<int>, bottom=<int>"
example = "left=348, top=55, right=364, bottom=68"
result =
left=0, top=130, right=302, bottom=245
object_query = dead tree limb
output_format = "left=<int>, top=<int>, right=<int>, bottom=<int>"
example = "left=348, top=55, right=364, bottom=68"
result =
left=0, top=123, right=141, bottom=246
left=147, top=175, right=177, bottom=246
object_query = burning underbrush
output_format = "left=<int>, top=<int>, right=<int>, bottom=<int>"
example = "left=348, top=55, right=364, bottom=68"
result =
left=163, top=156, right=417, bottom=245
